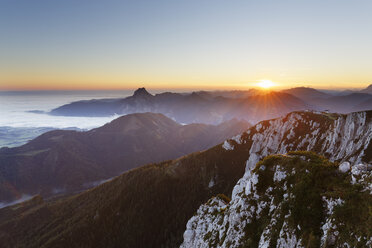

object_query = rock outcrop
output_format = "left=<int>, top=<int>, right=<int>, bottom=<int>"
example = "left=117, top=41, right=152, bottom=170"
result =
left=181, top=111, right=372, bottom=247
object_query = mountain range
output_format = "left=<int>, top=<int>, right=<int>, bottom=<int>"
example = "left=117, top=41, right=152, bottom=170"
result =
left=0, top=110, right=370, bottom=247
left=0, top=113, right=249, bottom=203
left=283, top=86, right=372, bottom=113
left=48, top=86, right=372, bottom=125
left=49, top=87, right=310, bottom=124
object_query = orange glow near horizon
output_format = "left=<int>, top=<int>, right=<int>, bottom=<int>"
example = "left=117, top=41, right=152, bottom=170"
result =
left=257, top=80, right=276, bottom=90
left=0, top=68, right=370, bottom=91
left=0, top=77, right=370, bottom=91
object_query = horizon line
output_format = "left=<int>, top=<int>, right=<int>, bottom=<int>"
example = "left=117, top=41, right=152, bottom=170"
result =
left=0, top=85, right=369, bottom=93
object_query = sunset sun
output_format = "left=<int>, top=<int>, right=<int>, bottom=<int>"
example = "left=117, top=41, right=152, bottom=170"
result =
left=257, top=80, right=275, bottom=89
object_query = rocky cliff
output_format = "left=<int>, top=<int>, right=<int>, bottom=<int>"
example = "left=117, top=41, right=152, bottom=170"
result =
left=181, top=111, right=372, bottom=247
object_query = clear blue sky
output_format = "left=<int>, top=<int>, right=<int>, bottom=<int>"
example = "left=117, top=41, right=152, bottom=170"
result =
left=1, top=0, right=371, bottom=90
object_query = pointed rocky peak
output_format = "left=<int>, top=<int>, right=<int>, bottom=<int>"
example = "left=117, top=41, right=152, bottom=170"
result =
left=133, top=87, right=153, bottom=97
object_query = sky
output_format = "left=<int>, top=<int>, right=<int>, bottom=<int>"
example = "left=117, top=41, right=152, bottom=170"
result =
left=0, top=0, right=371, bottom=91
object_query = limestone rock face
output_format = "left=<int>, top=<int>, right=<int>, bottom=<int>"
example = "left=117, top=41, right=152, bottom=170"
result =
left=181, top=111, right=372, bottom=248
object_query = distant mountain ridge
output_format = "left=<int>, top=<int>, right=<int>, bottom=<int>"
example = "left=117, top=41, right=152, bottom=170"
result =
left=360, top=84, right=372, bottom=94
left=0, top=113, right=250, bottom=203
left=281, top=87, right=372, bottom=112
left=282, top=87, right=331, bottom=101
left=50, top=88, right=310, bottom=124
left=0, top=110, right=370, bottom=248
left=49, top=87, right=372, bottom=125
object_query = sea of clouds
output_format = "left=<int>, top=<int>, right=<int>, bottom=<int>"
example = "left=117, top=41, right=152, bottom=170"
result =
left=0, top=90, right=139, bottom=147
left=0, top=90, right=133, bottom=129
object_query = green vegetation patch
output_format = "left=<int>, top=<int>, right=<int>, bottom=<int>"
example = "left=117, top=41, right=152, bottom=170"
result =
left=242, top=151, right=371, bottom=247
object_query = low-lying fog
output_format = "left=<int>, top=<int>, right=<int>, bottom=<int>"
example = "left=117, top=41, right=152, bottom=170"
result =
left=0, top=90, right=133, bottom=129
left=0, top=90, right=135, bottom=147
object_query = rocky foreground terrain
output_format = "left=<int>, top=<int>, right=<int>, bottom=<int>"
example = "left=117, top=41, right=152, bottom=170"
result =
left=182, top=111, right=372, bottom=247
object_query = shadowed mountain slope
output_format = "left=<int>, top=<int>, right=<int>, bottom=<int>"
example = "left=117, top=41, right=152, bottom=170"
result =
left=0, top=113, right=250, bottom=203
left=352, top=97, right=372, bottom=112
left=313, top=93, right=372, bottom=113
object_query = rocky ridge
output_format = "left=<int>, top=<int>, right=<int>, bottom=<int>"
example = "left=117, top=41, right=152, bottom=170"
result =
left=181, top=111, right=372, bottom=247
